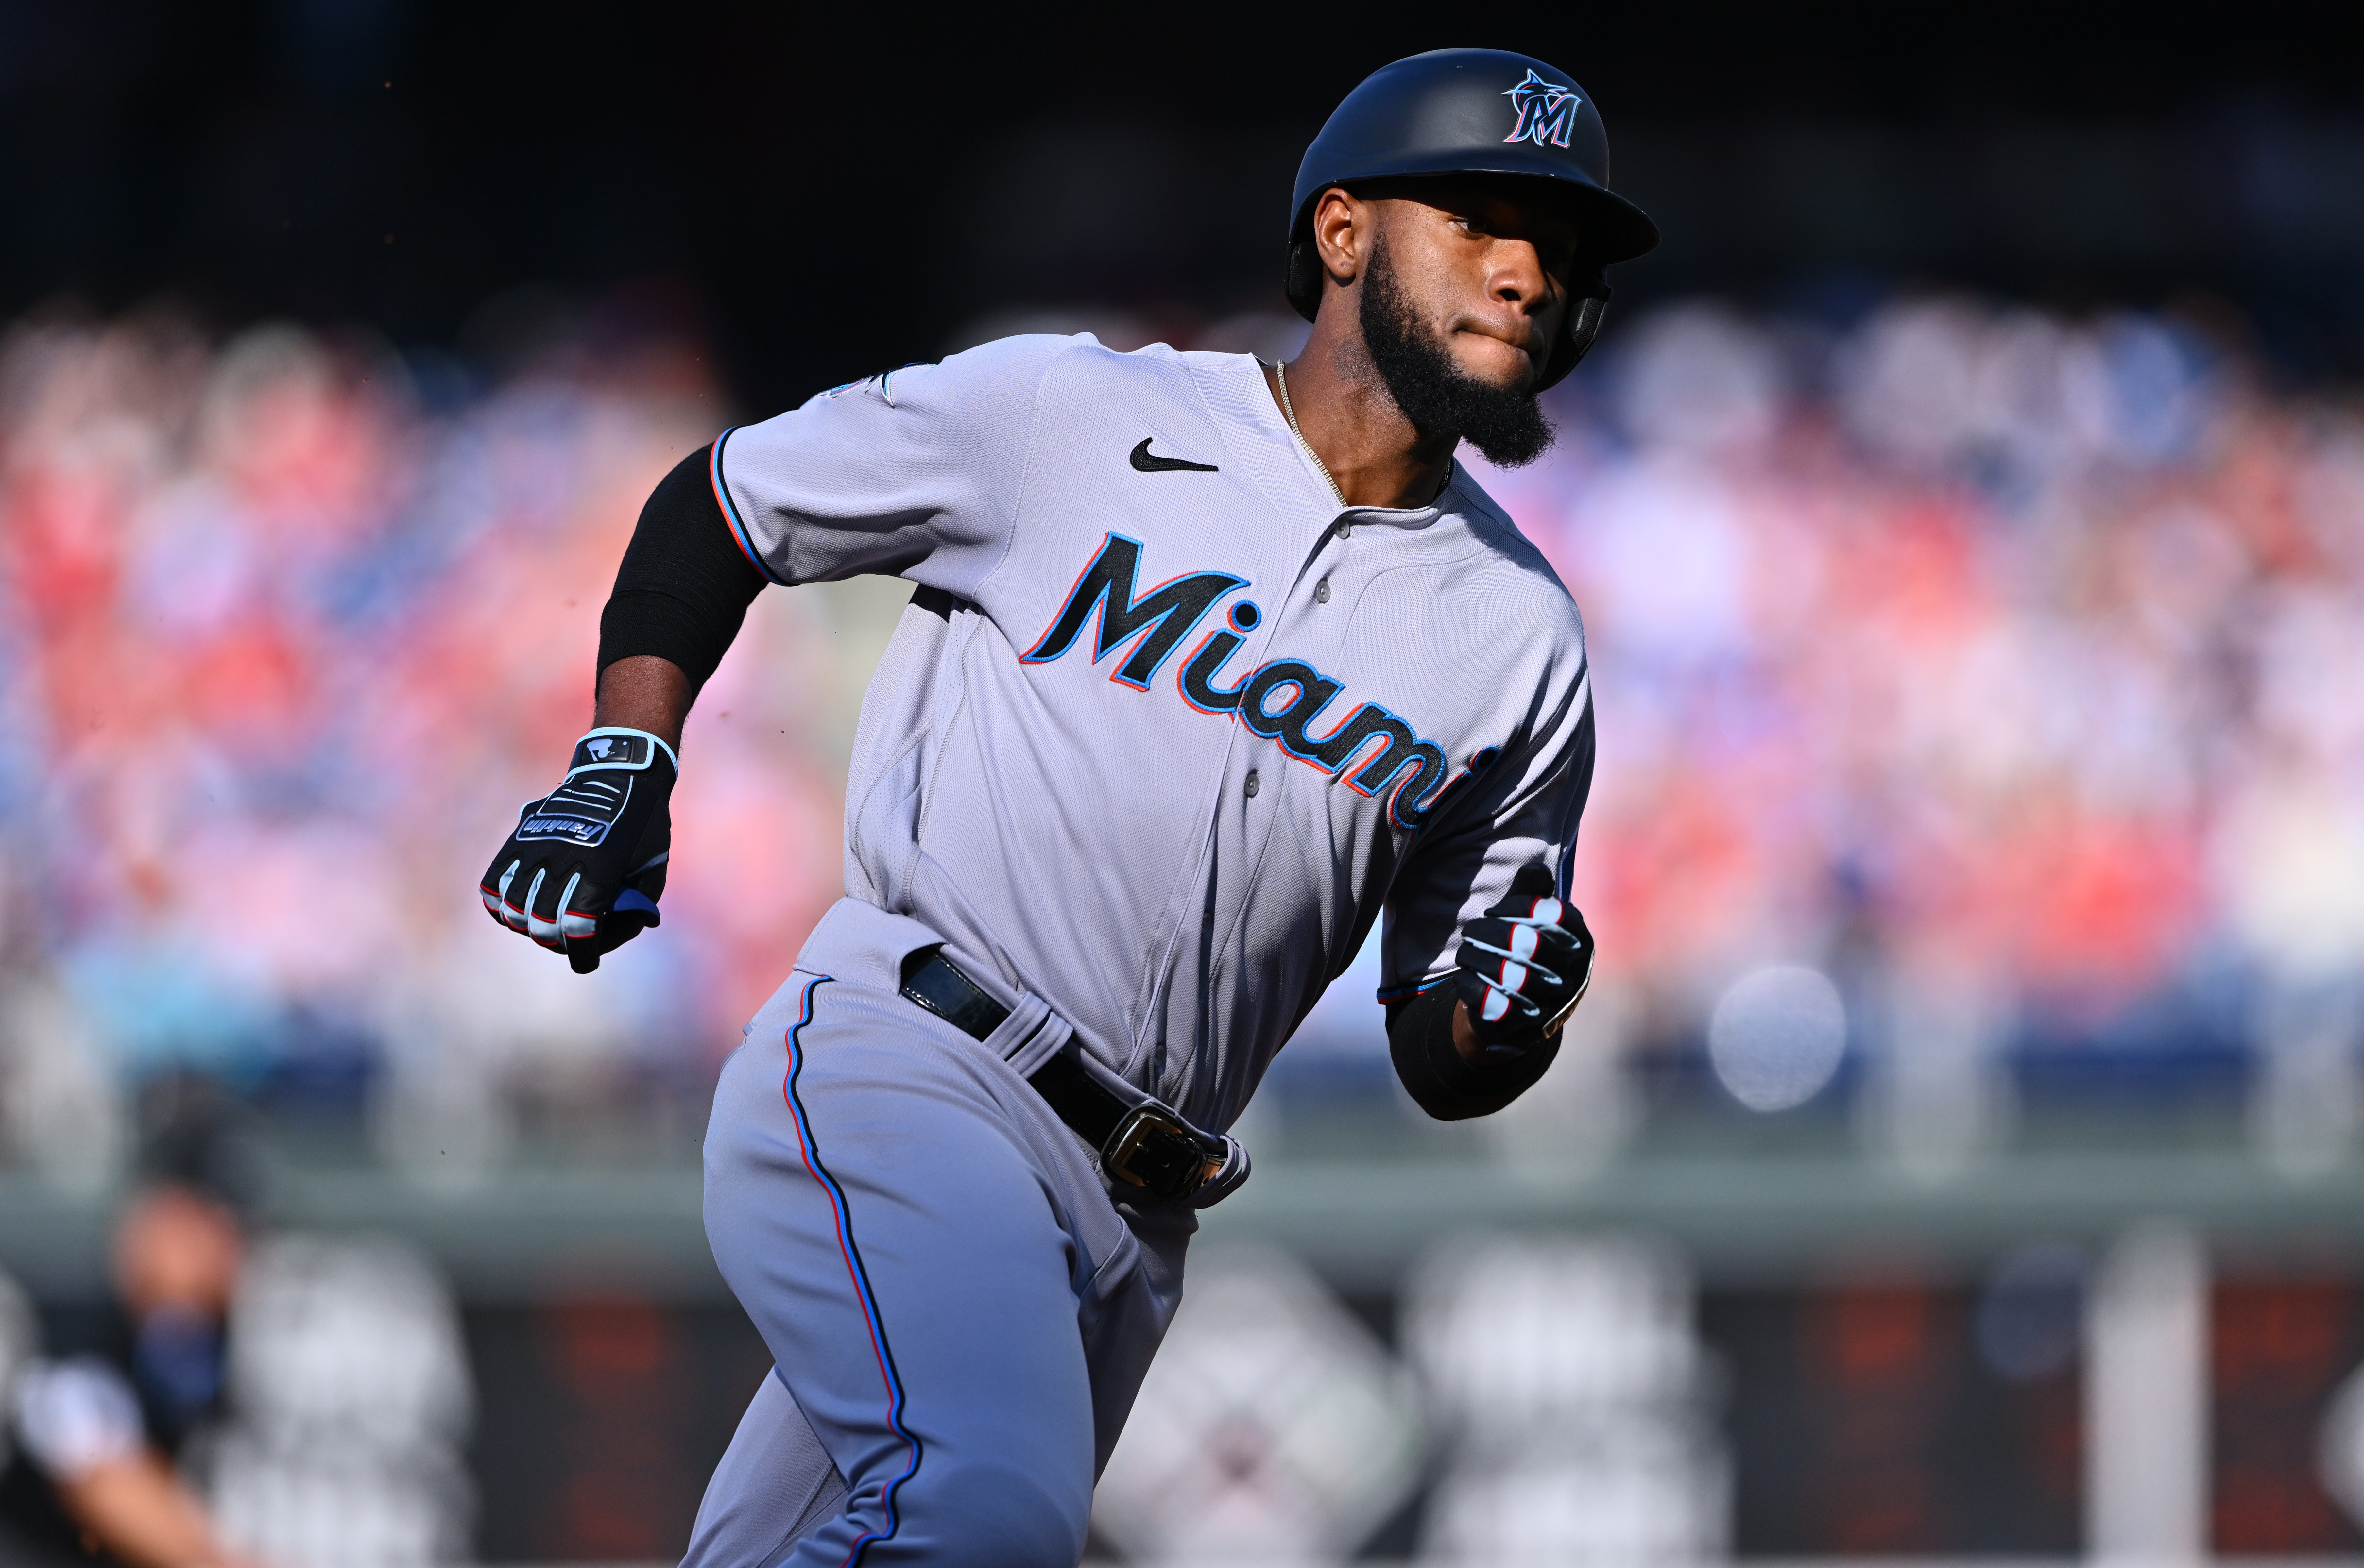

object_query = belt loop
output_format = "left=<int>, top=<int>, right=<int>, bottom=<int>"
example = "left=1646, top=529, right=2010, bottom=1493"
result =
left=982, top=995, right=1070, bottom=1079
left=898, top=949, right=1246, bottom=1205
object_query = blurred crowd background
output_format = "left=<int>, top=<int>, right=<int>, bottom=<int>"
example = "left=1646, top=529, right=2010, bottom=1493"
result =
left=3, top=2, right=2364, bottom=1564
left=11, top=287, right=2361, bottom=1177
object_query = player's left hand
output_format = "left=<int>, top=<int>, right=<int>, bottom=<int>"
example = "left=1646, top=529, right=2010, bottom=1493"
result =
left=480, top=728, right=675, bottom=974
left=1454, top=863, right=1593, bottom=1057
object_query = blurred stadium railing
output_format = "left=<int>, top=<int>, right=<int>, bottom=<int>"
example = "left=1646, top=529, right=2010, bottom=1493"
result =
left=2, top=297, right=2362, bottom=1561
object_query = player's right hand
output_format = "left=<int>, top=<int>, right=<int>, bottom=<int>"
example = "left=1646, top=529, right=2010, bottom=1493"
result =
left=480, top=728, right=676, bottom=974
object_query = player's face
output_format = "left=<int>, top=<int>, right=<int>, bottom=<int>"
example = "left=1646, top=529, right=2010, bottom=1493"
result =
left=1363, top=180, right=1581, bottom=390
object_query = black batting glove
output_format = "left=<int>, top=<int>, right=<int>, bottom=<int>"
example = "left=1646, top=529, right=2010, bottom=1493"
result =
left=1453, top=863, right=1594, bottom=1057
left=480, top=728, right=676, bottom=974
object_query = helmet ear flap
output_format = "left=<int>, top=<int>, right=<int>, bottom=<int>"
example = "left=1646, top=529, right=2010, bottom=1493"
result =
left=1535, top=276, right=1611, bottom=392
left=1284, top=239, right=1323, bottom=324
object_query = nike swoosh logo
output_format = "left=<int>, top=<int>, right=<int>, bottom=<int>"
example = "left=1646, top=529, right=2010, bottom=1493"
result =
left=1130, top=438, right=1219, bottom=473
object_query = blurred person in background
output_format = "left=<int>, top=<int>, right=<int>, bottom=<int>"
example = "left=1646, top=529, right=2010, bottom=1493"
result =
left=0, top=1081, right=473, bottom=1568
left=0, top=1085, right=267, bottom=1568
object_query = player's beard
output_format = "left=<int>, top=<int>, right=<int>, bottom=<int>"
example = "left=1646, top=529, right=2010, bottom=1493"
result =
left=1359, top=232, right=1557, bottom=469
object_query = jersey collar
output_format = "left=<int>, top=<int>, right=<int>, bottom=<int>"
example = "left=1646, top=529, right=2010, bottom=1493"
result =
left=1240, top=356, right=1457, bottom=532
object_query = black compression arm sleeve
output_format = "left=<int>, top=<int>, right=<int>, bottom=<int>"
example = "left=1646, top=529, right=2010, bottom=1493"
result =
left=596, top=444, right=768, bottom=694
left=1387, top=986, right=1562, bottom=1121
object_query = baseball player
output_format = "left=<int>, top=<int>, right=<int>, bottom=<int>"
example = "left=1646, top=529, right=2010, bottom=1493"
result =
left=480, top=47, right=1655, bottom=1567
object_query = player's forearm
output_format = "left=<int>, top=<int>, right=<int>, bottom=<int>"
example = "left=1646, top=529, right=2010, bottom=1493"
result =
left=594, top=654, right=693, bottom=750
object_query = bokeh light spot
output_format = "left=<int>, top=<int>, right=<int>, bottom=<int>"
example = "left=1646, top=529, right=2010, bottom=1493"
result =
left=1707, top=964, right=1847, bottom=1112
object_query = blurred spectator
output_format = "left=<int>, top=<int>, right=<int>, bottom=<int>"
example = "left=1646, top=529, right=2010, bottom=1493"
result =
left=0, top=1083, right=471, bottom=1568
left=0, top=1085, right=268, bottom=1568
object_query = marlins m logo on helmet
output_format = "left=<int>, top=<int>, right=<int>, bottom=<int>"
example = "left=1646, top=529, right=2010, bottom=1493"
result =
left=1502, top=68, right=1582, bottom=148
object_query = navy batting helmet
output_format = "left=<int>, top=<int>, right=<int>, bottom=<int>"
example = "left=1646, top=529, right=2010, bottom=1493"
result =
left=1286, top=48, right=1659, bottom=390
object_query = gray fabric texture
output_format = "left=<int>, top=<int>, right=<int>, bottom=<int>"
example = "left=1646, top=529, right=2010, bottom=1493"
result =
left=686, top=899, right=1191, bottom=1567
left=714, top=334, right=1594, bottom=1132
left=678, top=1374, right=846, bottom=1568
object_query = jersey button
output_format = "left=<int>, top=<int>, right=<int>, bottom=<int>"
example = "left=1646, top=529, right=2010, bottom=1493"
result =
left=1314, top=578, right=1331, bottom=604
left=1244, top=769, right=1260, bottom=799
left=1334, top=520, right=1352, bottom=540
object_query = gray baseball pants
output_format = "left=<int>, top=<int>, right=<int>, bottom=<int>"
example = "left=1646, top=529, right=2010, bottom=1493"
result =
left=680, top=900, right=1193, bottom=1567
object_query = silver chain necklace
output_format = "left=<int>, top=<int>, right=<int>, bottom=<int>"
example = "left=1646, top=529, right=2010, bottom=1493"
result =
left=1275, top=360, right=1347, bottom=511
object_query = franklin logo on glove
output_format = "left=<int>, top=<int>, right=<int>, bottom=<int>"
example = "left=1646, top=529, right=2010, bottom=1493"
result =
left=481, top=727, right=675, bottom=973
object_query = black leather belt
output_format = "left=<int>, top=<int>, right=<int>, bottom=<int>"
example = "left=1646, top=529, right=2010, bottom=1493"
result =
left=900, top=949, right=1224, bottom=1203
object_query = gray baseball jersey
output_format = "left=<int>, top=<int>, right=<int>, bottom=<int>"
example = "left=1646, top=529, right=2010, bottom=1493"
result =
left=712, top=332, right=1595, bottom=1133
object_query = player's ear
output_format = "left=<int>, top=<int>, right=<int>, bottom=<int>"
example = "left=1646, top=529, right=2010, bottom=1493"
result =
left=1310, top=186, right=1365, bottom=292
